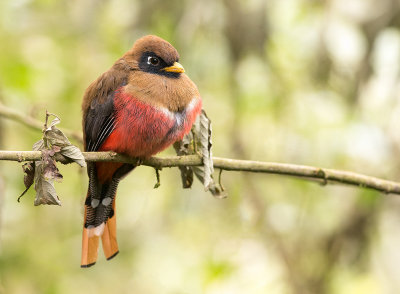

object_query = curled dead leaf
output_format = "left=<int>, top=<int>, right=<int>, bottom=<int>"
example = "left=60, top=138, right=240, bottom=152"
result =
left=34, top=150, right=62, bottom=206
left=60, top=145, right=86, bottom=167
left=18, top=162, right=35, bottom=202
left=34, top=160, right=61, bottom=206
left=175, top=110, right=227, bottom=198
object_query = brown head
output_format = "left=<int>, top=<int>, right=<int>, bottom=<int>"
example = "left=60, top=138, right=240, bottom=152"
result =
left=123, top=35, right=182, bottom=74
left=83, top=35, right=200, bottom=119
left=120, top=35, right=200, bottom=112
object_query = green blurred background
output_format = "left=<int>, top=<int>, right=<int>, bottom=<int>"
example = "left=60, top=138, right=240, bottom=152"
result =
left=1, top=0, right=400, bottom=293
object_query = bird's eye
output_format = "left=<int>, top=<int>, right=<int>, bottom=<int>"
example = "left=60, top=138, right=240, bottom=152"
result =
left=147, top=56, right=160, bottom=66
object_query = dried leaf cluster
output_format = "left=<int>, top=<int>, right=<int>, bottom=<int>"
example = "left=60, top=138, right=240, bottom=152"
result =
left=174, top=110, right=227, bottom=198
left=19, top=112, right=86, bottom=205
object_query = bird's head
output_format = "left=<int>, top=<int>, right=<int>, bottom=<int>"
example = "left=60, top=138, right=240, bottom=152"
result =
left=118, top=35, right=200, bottom=112
left=123, top=35, right=185, bottom=78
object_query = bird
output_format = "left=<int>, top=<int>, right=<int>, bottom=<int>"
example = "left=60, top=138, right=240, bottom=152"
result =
left=80, top=35, right=202, bottom=267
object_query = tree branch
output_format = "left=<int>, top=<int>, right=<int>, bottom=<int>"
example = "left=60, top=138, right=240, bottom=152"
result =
left=0, top=102, right=83, bottom=143
left=0, top=150, right=399, bottom=195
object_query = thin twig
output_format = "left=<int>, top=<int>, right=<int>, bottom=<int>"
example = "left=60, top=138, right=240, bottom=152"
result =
left=0, top=102, right=83, bottom=143
left=218, top=168, right=225, bottom=192
left=153, top=168, right=161, bottom=189
left=0, top=150, right=399, bottom=195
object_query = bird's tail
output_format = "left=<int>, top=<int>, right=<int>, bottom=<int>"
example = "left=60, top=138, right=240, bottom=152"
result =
left=81, top=162, right=134, bottom=268
left=81, top=225, right=100, bottom=268
left=81, top=194, right=119, bottom=268
left=101, top=200, right=119, bottom=260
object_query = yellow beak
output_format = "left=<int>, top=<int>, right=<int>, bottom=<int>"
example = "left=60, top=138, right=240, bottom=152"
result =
left=163, top=62, right=185, bottom=73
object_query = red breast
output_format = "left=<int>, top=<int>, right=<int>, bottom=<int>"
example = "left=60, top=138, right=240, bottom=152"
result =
left=100, top=88, right=202, bottom=158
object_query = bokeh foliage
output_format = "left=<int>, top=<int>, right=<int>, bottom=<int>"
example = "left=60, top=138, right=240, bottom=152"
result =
left=1, top=0, right=400, bottom=293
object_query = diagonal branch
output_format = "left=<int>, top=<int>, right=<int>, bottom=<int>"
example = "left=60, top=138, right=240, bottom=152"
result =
left=0, top=102, right=83, bottom=143
left=0, top=150, right=400, bottom=195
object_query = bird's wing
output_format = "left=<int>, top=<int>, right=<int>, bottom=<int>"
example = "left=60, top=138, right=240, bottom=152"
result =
left=85, top=96, right=116, bottom=152
left=83, top=65, right=128, bottom=152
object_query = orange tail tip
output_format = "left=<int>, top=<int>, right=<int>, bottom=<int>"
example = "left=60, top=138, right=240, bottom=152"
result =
left=81, top=222, right=119, bottom=267
left=81, top=227, right=100, bottom=268
left=81, top=198, right=119, bottom=267
left=101, top=214, right=119, bottom=260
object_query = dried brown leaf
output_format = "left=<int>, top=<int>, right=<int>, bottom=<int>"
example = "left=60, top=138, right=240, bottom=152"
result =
left=34, top=162, right=61, bottom=206
left=60, top=145, right=86, bottom=167
left=176, top=110, right=227, bottom=198
left=23, top=162, right=35, bottom=188
left=47, top=117, right=60, bottom=129
left=173, top=139, right=194, bottom=188
left=178, top=165, right=194, bottom=188
left=196, top=110, right=213, bottom=189
left=18, top=162, right=36, bottom=202
left=44, top=125, right=71, bottom=148
left=32, top=139, right=44, bottom=151
left=33, top=150, right=62, bottom=206
left=42, top=149, right=63, bottom=183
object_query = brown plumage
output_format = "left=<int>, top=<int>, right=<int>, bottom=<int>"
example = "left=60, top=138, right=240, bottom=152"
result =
left=81, top=35, right=202, bottom=267
left=82, top=36, right=198, bottom=124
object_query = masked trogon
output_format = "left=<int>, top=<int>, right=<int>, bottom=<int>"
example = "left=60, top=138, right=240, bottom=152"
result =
left=81, top=35, right=202, bottom=267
